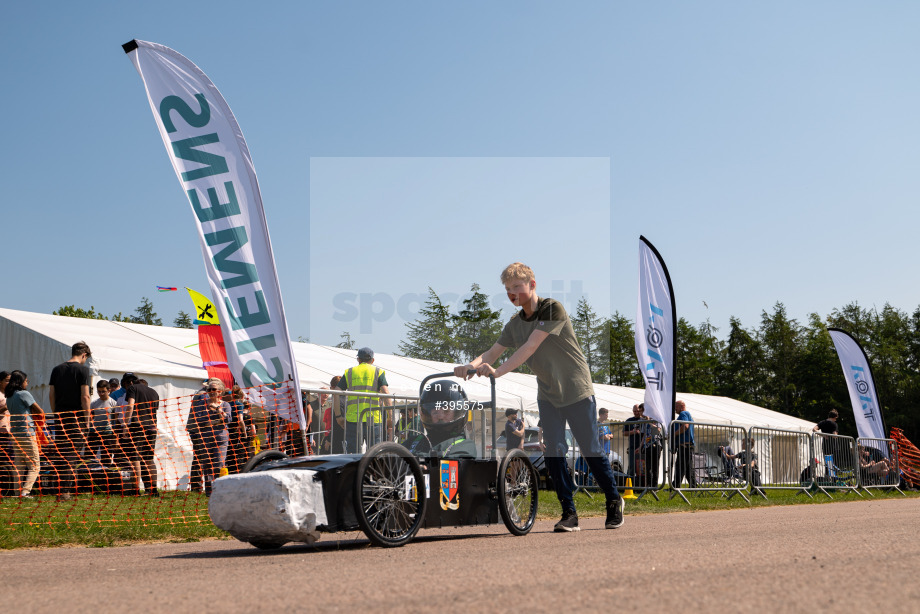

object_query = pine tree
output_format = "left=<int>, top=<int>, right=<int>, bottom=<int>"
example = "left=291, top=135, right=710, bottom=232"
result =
left=173, top=310, right=193, bottom=329
left=607, top=312, right=641, bottom=386
left=759, top=302, right=802, bottom=416
left=336, top=331, right=356, bottom=350
left=452, top=283, right=503, bottom=362
left=716, top=316, right=766, bottom=405
left=131, top=297, right=163, bottom=326
left=398, top=288, right=459, bottom=362
left=572, top=297, right=607, bottom=382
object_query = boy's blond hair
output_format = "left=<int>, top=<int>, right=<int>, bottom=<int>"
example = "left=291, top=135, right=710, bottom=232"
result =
left=500, top=262, right=534, bottom=284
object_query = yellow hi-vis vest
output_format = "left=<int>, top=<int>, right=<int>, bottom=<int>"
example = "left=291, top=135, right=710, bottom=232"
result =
left=344, top=363, right=383, bottom=424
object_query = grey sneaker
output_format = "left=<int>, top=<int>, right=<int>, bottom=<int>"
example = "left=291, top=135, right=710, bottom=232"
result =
left=605, top=497, right=624, bottom=529
left=554, top=509, right=580, bottom=532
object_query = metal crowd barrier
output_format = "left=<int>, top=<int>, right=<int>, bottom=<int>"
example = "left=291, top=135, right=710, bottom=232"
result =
left=748, top=427, right=814, bottom=499
left=668, top=420, right=750, bottom=505
left=811, top=432, right=861, bottom=499
left=574, top=420, right=665, bottom=501
left=856, top=437, right=904, bottom=496
left=301, top=388, right=421, bottom=456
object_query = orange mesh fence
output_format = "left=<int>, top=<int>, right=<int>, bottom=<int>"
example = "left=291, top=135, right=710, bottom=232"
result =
left=890, top=428, right=920, bottom=488
left=0, top=382, right=302, bottom=529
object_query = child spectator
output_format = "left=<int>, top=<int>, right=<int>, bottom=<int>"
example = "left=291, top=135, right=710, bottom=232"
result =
left=88, top=380, right=119, bottom=466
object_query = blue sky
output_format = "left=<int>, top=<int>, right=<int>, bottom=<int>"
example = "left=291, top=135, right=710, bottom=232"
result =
left=3, top=2, right=919, bottom=354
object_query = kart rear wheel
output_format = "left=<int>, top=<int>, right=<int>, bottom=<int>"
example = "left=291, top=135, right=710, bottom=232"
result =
left=498, top=448, right=538, bottom=536
left=242, top=450, right=288, bottom=473
left=354, top=442, right=427, bottom=548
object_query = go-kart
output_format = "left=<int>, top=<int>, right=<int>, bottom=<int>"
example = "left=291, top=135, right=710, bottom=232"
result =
left=208, top=372, right=539, bottom=548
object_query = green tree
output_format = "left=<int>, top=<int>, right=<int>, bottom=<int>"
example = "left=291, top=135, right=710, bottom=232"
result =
left=173, top=310, right=193, bottom=329
left=675, top=318, right=719, bottom=394
left=759, top=302, right=803, bottom=416
left=398, top=287, right=459, bottom=362
left=335, top=331, right=356, bottom=349
left=572, top=297, right=607, bottom=382
left=53, top=305, right=107, bottom=320
left=452, top=283, right=503, bottom=362
left=716, top=316, right=766, bottom=405
left=130, top=297, right=163, bottom=326
left=796, top=313, right=845, bottom=424
left=606, top=312, right=642, bottom=387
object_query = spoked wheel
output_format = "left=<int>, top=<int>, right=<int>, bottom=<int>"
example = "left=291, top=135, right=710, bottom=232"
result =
left=242, top=450, right=288, bottom=473
left=498, top=448, right=539, bottom=536
left=354, top=442, right=427, bottom=548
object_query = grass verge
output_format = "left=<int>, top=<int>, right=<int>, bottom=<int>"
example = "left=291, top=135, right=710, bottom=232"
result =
left=537, top=484, right=919, bottom=520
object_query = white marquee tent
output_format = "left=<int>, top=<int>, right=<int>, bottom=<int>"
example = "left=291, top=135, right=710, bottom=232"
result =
left=0, top=307, right=814, bottom=433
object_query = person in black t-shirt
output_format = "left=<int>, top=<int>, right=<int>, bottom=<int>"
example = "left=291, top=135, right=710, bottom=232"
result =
left=504, top=409, right=525, bottom=451
left=123, top=374, right=160, bottom=496
left=813, top=410, right=841, bottom=466
left=48, top=341, right=92, bottom=500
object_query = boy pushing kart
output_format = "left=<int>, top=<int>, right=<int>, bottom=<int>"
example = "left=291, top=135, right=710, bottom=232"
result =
left=454, top=263, right=624, bottom=531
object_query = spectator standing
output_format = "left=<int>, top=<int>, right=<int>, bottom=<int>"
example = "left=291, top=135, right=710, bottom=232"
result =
left=597, top=407, right=614, bottom=465
left=504, top=409, right=525, bottom=451
left=0, top=370, right=15, bottom=498
left=454, top=263, right=623, bottom=531
left=186, top=381, right=208, bottom=492
left=200, top=378, right=230, bottom=495
left=48, top=341, right=93, bottom=501
left=671, top=400, right=696, bottom=489
left=624, top=405, right=642, bottom=480
left=88, top=380, right=119, bottom=465
left=123, top=374, right=160, bottom=496
left=109, top=377, right=124, bottom=402
left=326, top=376, right=345, bottom=453
left=338, top=348, right=392, bottom=453
left=813, top=409, right=841, bottom=465
left=227, top=385, right=250, bottom=472
left=396, top=405, right=421, bottom=441
left=5, top=370, right=44, bottom=498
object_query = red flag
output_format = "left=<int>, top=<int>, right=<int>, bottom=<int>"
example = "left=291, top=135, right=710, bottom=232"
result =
left=198, top=325, right=233, bottom=388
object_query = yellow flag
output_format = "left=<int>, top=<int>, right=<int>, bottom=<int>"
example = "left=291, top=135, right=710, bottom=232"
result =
left=186, top=287, right=220, bottom=326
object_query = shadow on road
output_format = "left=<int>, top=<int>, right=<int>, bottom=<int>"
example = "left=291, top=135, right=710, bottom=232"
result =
left=159, top=531, right=508, bottom=559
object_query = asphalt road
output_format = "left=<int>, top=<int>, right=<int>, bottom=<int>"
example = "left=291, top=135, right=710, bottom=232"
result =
left=3, top=498, right=918, bottom=613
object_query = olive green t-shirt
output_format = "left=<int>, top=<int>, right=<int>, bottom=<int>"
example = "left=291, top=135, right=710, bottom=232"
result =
left=497, top=297, right=594, bottom=407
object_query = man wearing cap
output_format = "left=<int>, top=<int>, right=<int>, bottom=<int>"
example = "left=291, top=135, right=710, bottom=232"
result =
left=336, top=348, right=391, bottom=453
left=49, top=341, right=93, bottom=500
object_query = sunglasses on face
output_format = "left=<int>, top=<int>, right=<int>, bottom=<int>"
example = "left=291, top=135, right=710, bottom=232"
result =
left=208, top=387, right=220, bottom=392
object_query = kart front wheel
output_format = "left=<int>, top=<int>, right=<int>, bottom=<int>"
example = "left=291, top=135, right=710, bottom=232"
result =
left=242, top=450, right=288, bottom=473
left=354, top=442, right=427, bottom=548
left=498, top=448, right=538, bottom=536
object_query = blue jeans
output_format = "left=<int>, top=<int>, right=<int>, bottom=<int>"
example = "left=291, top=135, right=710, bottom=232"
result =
left=539, top=395, right=619, bottom=513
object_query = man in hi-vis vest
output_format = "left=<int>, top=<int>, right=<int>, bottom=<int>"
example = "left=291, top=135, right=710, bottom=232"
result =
left=336, top=347, right=392, bottom=453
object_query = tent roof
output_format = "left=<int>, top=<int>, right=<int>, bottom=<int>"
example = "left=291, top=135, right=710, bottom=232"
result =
left=0, top=307, right=815, bottom=432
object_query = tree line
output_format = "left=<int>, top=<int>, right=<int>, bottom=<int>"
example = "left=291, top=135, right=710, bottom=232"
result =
left=394, top=287, right=920, bottom=442
left=53, top=288, right=920, bottom=442
left=54, top=298, right=193, bottom=328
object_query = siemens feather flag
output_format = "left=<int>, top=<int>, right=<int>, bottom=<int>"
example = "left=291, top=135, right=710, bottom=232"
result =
left=635, top=236, right=677, bottom=434
left=829, top=329, right=887, bottom=442
left=124, top=40, right=305, bottom=426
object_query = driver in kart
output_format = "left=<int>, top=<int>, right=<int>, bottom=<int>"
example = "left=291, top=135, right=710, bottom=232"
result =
left=401, top=379, right=477, bottom=458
